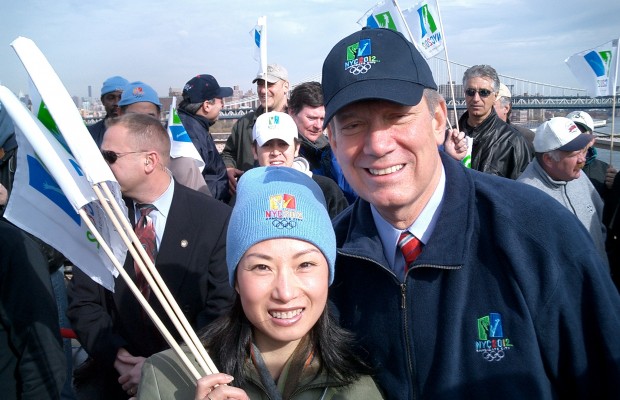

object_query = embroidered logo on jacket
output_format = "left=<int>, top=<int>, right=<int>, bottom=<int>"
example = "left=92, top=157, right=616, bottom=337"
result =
left=475, top=312, right=513, bottom=362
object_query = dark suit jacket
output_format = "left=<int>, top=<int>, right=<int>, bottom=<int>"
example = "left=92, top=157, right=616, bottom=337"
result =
left=67, top=181, right=235, bottom=369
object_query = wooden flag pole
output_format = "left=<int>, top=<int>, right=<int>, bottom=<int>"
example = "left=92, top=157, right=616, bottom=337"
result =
left=94, top=183, right=219, bottom=376
left=78, top=208, right=202, bottom=380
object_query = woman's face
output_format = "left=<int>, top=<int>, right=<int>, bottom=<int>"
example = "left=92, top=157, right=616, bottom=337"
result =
left=236, top=238, right=329, bottom=350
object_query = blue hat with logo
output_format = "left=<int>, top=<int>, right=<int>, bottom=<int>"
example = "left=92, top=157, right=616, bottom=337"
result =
left=226, top=166, right=336, bottom=286
left=321, top=28, right=437, bottom=128
left=101, top=76, right=129, bottom=96
left=118, top=81, right=161, bottom=107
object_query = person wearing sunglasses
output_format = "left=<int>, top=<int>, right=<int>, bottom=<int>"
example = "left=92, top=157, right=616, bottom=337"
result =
left=67, top=113, right=235, bottom=399
left=114, top=81, right=211, bottom=197
left=458, top=65, right=533, bottom=179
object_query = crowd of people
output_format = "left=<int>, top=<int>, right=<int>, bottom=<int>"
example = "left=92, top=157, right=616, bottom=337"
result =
left=1, top=26, right=620, bottom=400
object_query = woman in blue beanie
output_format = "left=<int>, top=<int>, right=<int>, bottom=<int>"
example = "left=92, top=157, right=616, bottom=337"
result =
left=138, top=166, right=383, bottom=399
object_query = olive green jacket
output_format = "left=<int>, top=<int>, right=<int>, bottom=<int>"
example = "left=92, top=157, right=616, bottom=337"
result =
left=138, top=346, right=383, bottom=400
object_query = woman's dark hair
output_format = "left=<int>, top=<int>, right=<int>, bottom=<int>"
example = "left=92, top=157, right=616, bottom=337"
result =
left=199, top=296, right=371, bottom=389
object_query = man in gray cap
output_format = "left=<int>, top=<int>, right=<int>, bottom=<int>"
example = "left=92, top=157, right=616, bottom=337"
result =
left=88, top=75, right=129, bottom=147
left=517, top=116, right=607, bottom=264
left=221, top=64, right=289, bottom=198
left=322, top=27, right=620, bottom=399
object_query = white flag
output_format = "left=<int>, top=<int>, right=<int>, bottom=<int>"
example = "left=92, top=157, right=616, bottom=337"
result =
left=167, top=97, right=205, bottom=172
left=403, top=0, right=445, bottom=59
left=565, top=39, right=619, bottom=97
left=0, top=86, right=124, bottom=291
left=251, top=16, right=268, bottom=78
left=358, top=0, right=409, bottom=34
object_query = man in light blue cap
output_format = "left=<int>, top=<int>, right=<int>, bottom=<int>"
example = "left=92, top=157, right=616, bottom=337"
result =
left=118, top=81, right=162, bottom=117
left=88, top=75, right=129, bottom=147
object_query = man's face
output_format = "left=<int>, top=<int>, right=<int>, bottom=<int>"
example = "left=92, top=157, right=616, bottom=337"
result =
left=102, top=90, right=123, bottom=117
left=328, top=98, right=446, bottom=224
left=123, top=102, right=160, bottom=119
left=291, top=105, right=325, bottom=143
left=464, top=77, right=496, bottom=121
left=257, top=79, right=289, bottom=112
left=101, top=124, right=146, bottom=198
left=493, top=97, right=510, bottom=122
left=252, top=139, right=299, bottom=167
left=204, top=98, right=224, bottom=121
left=544, top=147, right=587, bottom=181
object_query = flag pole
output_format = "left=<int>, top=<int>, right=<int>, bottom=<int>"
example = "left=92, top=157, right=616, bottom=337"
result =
left=264, top=16, right=269, bottom=113
left=392, top=0, right=416, bottom=45
left=433, top=0, right=459, bottom=132
left=609, top=38, right=619, bottom=166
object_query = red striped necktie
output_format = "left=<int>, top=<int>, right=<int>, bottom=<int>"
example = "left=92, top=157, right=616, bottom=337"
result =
left=134, top=203, right=157, bottom=299
left=398, top=231, right=423, bottom=274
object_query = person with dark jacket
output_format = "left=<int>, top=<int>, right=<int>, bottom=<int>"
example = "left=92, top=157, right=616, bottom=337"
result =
left=67, top=114, right=235, bottom=399
left=321, top=27, right=620, bottom=399
left=0, top=220, right=66, bottom=400
left=177, top=74, right=233, bottom=202
left=458, top=65, right=533, bottom=179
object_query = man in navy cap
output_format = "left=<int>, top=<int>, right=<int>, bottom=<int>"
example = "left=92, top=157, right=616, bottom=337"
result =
left=177, top=74, right=232, bottom=202
left=322, top=28, right=620, bottom=399
left=88, top=76, right=129, bottom=147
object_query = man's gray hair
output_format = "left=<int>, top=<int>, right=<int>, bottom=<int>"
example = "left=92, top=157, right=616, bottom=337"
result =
left=462, top=65, right=500, bottom=92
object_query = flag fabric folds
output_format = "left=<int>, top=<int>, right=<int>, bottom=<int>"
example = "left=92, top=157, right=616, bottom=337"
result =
left=251, top=16, right=268, bottom=79
left=403, top=0, right=445, bottom=59
left=0, top=86, right=124, bottom=291
left=359, top=0, right=409, bottom=34
left=359, top=0, right=445, bottom=60
left=167, top=97, right=205, bottom=172
left=565, top=39, right=619, bottom=97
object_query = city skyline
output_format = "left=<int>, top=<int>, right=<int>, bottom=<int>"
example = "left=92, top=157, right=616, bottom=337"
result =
left=1, top=0, right=619, bottom=98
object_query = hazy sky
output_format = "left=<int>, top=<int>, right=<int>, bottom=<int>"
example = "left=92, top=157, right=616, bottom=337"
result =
left=1, top=0, right=618, bottom=98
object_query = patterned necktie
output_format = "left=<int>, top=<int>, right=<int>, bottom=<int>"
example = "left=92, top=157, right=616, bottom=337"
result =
left=398, top=231, right=423, bottom=275
left=134, top=203, right=157, bottom=299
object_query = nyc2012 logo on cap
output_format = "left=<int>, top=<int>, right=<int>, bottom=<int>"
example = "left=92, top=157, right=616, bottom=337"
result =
left=265, top=194, right=303, bottom=229
left=344, top=38, right=380, bottom=75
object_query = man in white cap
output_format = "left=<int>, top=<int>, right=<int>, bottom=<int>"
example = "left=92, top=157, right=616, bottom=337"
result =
left=221, top=64, right=289, bottom=198
left=517, top=116, right=607, bottom=264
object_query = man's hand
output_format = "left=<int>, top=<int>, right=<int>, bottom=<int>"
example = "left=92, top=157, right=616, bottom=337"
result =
left=114, top=348, right=145, bottom=397
left=226, top=167, right=244, bottom=196
left=444, top=129, right=468, bottom=161
left=605, top=165, right=618, bottom=190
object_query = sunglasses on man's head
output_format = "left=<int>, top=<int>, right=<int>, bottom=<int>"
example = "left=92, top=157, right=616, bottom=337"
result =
left=101, top=150, right=145, bottom=164
left=465, top=88, right=494, bottom=98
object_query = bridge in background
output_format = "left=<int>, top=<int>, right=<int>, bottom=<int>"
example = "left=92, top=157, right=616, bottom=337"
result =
left=220, top=57, right=620, bottom=119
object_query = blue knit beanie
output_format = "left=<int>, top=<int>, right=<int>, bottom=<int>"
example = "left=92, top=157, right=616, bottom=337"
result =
left=118, top=81, right=161, bottom=107
left=227, top=166, right=336, bottom=286
left=100, top=76, right=129, bottom=96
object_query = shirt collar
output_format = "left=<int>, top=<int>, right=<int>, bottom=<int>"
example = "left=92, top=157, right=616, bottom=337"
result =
left=371, top=166, right=446, bottom=271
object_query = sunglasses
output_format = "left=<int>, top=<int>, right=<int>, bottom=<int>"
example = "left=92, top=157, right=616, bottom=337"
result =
left=101, top=150, right=146, bottom=164
left=465, top=88, right=494, bottom=98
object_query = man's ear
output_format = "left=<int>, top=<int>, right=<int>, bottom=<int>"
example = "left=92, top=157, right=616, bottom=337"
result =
left=431, top=99, right=448, bottom=146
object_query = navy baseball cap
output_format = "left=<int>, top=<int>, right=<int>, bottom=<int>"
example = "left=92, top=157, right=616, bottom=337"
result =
left=321, top=28, right=437, bottom=128
left=183, top=74, right=233, bottom=103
